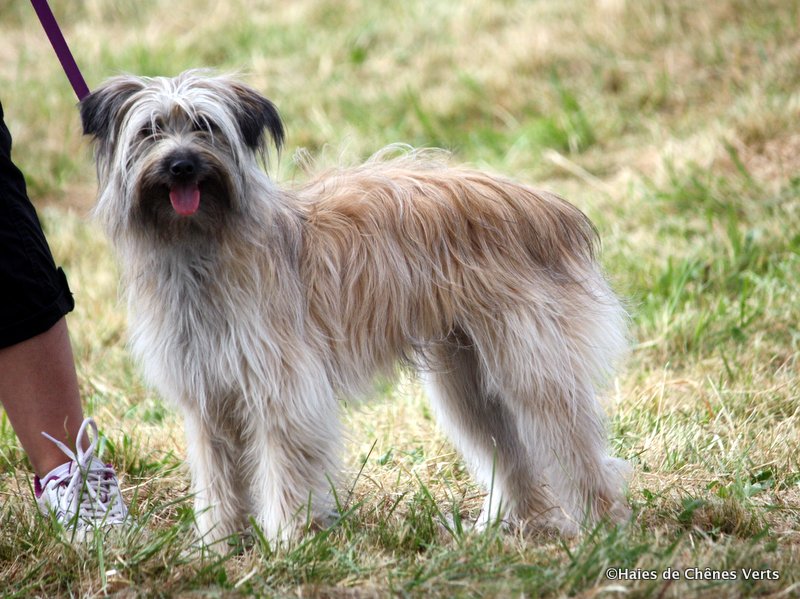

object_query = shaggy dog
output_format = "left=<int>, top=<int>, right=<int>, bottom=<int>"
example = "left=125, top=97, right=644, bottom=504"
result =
left=80, top=70, right=630, bottom=547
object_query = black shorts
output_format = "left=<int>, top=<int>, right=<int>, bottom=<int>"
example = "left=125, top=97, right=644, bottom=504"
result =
left=0, top=101, right=74, bottom=349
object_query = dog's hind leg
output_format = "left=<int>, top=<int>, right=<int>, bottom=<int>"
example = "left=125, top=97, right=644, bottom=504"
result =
left=473, top=296, right=631, bottom=535
left=423, top=331, right=558, bottom=530
left=504, top=381, right=631, bottom=535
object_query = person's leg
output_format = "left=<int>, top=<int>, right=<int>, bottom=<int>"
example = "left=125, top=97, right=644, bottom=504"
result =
left=0, top=101, right=84, bottom=477
left=0, top=317, right=85, bottom=477
left=0, top=101, right=126, bottom=531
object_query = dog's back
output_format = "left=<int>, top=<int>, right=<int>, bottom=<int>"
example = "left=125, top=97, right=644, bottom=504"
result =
left=297, top=152, right=617, bottom=385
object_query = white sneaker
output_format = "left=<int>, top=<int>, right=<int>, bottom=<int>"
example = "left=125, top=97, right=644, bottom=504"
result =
left=34, top=417, right=128, bottom=536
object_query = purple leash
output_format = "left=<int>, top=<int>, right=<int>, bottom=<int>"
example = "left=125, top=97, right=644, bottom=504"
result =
left=30, top=0, right=90, bottom=101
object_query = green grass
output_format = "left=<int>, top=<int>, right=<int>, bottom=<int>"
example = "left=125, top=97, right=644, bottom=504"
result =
left=2, top=0, right=800, bottom=596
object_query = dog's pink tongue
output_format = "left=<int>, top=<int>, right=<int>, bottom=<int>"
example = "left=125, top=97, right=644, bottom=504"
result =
left=169, top=184, right=201, bottom=216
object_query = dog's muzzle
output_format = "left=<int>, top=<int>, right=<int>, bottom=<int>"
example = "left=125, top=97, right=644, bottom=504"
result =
left=166, top=152, right=202, bottom=216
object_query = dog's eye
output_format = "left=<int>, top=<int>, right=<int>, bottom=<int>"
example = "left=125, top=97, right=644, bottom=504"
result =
left=139, top=118, right=164, bottom=139
left=192, top=118, right=219, bottom=135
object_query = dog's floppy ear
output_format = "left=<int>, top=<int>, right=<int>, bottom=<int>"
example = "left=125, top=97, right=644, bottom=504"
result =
left=228, top=82, right=285, bottom=153
left=80, top=76, right=146, bottom=142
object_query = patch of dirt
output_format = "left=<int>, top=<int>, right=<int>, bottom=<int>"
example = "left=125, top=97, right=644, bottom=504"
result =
left=730, top=134, right=800, bottom=187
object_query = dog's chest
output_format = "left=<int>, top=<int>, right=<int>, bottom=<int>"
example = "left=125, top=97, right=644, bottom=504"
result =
left=127, top=256, right=277, bottom=402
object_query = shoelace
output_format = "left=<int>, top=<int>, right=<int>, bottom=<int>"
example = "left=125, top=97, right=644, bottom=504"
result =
left=41, top=417, right=127, bottom=524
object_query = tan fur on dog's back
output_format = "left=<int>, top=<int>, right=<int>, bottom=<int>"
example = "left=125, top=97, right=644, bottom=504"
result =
left=299, top=152, right=607, bottom=392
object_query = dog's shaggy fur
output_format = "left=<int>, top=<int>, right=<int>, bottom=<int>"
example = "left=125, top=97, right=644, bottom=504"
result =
left=81, top=70, right=630, bottom=546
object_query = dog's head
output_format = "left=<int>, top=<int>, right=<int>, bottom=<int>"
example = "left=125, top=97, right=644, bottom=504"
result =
left=81, top=70, right=284, bottom=242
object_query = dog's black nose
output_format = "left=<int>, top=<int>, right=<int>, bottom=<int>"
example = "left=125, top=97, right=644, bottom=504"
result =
left=170, top=158, right=196, bottom=178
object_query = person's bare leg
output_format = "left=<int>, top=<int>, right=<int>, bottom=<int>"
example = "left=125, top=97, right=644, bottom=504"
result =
left=0, top=317, right=85, bottom=477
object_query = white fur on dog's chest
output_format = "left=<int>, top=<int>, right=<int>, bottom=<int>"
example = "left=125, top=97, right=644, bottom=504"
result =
left=127, top=260, right=287, bottom=411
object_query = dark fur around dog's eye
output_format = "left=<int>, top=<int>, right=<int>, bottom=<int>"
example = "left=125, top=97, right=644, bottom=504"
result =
left=229, top=82, right=285, bottom=153
left=138, top=117, right=165, bottom=140
left=80, top=77, right=146, bottom=143
left=192, top=117, right=219, bottom=134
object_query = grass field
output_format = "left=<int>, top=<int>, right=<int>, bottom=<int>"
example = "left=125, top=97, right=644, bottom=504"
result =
left=1, top=0, right=799, bottom=596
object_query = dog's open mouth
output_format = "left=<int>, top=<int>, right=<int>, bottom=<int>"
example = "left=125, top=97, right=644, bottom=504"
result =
left=169, top=183, right=201, bottom=216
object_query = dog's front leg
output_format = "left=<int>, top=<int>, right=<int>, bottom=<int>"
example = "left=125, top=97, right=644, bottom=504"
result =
left=183, top=405, right=249, bottom=549
left=242, top=375, right=342, bottom=544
